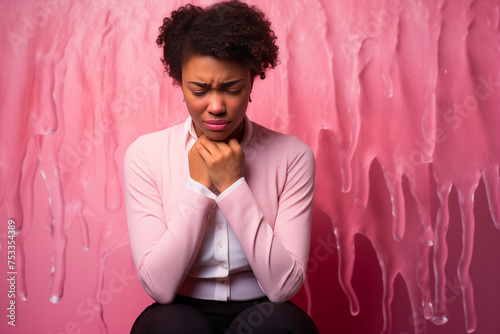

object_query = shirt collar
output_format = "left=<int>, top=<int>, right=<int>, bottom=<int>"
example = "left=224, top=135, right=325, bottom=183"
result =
left=183, top=115, right=254, bottom=150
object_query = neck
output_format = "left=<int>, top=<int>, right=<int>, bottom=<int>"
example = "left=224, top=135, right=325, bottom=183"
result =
left=227, top=118, right=246, bottom=143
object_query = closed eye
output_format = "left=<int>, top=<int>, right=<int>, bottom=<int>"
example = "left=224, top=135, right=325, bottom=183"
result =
left=191, top=90, right=207, bottom=96
left=187, top=80, right=245, bottom=96
left=225, top=88, right=243, bottom=95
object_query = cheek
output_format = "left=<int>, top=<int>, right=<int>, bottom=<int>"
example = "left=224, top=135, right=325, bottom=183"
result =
left=185, top=100, right=205, bottom=117
left=229, top=98, right=249, bottom=115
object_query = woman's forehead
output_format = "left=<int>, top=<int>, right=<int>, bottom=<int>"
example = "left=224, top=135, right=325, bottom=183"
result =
left=182, top=55, right=251, bottom=83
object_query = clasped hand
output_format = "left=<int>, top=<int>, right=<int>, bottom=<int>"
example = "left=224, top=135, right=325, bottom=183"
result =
left=188, top=135, right=244, bottom=193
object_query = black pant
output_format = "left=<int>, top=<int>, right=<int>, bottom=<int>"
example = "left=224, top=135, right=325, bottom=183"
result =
left=130, top=295, right=319, bottom=333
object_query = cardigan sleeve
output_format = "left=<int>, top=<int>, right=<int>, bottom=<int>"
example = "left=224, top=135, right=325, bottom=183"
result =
left=216, top=141, right=315, bottom=302
left=123, top=138, right=215, bottom=304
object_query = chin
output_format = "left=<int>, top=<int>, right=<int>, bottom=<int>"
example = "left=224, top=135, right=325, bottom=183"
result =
left=204, top=131, right=229, bottom=142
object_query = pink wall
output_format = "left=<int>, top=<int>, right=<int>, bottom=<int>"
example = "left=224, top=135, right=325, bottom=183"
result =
left=1, top=0, right=499, bottom=333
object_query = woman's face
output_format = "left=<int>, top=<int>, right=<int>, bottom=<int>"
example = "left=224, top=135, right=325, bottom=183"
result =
left=181, top=55, right=252, bottom=142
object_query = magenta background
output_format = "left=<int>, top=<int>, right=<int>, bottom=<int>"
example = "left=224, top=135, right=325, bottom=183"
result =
left=1, top=0, right=500, bottom=333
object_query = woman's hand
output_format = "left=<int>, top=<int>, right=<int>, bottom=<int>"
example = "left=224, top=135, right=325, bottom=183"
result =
left=195, top=135, right=244, bottom=193
left=188, top=140, right=212, bottom=189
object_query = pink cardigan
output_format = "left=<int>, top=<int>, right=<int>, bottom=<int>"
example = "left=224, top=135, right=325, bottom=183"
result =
left=124, top=118, right=315, bottom=304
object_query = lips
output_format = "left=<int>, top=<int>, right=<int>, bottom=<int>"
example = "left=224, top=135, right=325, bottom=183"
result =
left=203, top=120, right=230, bottom=131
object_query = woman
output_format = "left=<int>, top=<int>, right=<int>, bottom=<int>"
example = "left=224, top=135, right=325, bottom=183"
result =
left=124, top=1, right=318, bottom=333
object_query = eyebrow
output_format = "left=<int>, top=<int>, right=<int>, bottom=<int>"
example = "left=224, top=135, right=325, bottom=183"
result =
left=187, top=79, right=244, bottom=88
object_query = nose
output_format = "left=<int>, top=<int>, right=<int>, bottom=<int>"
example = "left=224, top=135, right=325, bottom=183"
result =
left=207, top=92, right=226, bottom=115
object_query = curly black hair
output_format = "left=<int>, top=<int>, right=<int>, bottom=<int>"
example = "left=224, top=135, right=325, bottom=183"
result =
left=156, top=0, right=279, bottom=86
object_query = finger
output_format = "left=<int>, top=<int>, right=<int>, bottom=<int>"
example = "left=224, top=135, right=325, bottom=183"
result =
left=212, top=141, right=230, bottom=150
left=198, top=135, right=221, bottom=153
left=194, top=148, right=207, bottom=163
left=189, top=145, right=205, bottom=164
left=227, top=138, right=242, bottom=152
left=195, top=143, right=213, bottom=163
